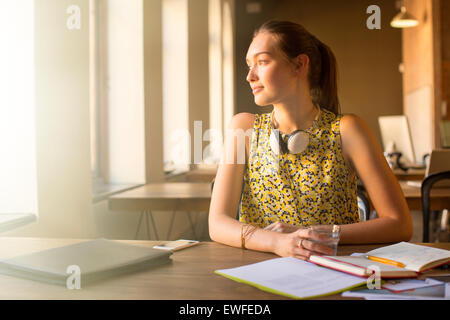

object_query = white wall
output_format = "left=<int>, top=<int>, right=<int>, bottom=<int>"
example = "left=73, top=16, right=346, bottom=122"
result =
left=0, top=1, right=37, bottom=216
left=9, top=0, right=96, bottom=238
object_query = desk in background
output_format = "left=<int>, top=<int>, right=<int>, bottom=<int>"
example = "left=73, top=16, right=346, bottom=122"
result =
left=107, top=175, right=449, bottom=235
left=183, top=166, right=424, bottom=182
left=185, top=167, right=218, bottom=182
left=181, top=165, right=424, bottom=181
left=393, top=168, right=425, bottom=181
left=0, top=237, right=448, bottom=300
left=399, top=181, right=450, bottom=211
left=109, top=182, right=212, bottom=240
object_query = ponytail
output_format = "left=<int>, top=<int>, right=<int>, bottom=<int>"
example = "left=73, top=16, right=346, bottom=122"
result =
left=313, top=39, right=340, bottom=115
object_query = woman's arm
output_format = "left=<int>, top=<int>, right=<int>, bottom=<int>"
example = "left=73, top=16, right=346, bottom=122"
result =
left=208, top=112, right=277, bottom=251
left=339, top=114, right=413, bottom=244
left=208, top=113, right=334, bottom=259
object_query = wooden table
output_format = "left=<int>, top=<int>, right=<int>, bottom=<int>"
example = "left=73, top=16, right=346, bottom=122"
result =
left=399, top=181, right=450, bottom=211
left=109, top=183, right=212, bottom=240
left=0, top=237, right=448, bottom=300
left=185, top=167, right=218, bottom=182
left=394, top=168, right=425, bottom=181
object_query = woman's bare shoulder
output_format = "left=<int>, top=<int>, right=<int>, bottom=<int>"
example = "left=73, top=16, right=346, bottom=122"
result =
left=339, top=113, right=373, bottom=142
left=339, top=113, right=384, bottom=166
left=340, top=113, right=367, bottom=130
left=228, top=112, right=255, bottom=131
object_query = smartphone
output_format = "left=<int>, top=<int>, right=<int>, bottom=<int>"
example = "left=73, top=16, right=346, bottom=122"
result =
left=153, top=239, right=200, bottom=252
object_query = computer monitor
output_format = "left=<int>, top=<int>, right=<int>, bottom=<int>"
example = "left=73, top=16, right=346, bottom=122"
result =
left=378, top=115, right=417, bottom=166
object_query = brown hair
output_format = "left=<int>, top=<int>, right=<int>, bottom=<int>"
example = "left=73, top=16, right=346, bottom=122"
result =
left=254, top=20, right=340, bottom=115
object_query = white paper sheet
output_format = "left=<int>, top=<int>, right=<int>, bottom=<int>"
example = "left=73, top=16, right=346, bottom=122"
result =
left=342, top=282, right=449, bottom=300
left=216, top=257, right=367, bottom=299
left=382, top=278, right=443, bottom=293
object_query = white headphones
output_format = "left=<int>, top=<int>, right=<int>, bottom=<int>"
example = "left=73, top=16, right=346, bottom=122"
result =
left=269, top=108, right=320, bottom=155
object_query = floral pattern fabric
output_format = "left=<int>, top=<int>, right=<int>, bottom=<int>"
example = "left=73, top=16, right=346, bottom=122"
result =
left=239, top=108, right=360, bottom=228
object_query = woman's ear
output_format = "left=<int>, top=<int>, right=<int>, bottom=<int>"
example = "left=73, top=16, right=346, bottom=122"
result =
left=293, top=54, right=309, bottom=76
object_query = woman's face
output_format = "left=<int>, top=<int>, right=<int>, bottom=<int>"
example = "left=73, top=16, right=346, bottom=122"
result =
left=246, top=32, right=302, bottom=106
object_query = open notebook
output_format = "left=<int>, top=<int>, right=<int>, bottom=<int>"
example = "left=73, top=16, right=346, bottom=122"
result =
left=216, top=257, right=367, bottom=299
left=0, top=238, right=172, bottom=286
left=309, top=242, right=450, bottom=279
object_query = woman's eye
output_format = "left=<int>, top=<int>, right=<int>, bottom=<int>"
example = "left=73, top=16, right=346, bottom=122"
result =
left=247, top=60, right=268, bottom=70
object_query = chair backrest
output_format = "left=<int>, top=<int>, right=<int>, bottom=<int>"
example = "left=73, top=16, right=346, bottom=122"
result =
left=425, top=149, right=450, bottom=187
left=357, top=187, right=371, bottom=222
left=421, top=170, right=450, bottom=242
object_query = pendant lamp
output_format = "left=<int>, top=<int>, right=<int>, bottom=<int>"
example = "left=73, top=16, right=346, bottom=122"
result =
left=390, top=6, right=419, bottom=28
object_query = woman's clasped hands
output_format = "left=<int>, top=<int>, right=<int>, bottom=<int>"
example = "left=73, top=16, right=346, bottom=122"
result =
left=265, top=221, right=335, bottom=260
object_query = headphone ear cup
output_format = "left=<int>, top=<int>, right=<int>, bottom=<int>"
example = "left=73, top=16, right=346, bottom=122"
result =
left=287, top=131, right=309, bottom=154
left=279, top=132, right=289, bottom=154
left=269, top=129, right=280, bottom=155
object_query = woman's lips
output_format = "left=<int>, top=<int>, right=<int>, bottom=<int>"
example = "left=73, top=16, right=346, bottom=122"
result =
left=252, top=86, right=264, bottom=94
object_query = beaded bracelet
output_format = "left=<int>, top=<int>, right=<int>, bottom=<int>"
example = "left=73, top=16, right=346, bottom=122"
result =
left=240, top=223, right=258, bottom=249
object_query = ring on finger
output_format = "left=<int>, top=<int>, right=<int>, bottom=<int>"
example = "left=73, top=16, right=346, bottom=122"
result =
left=298, top=239, right=304, bottom=249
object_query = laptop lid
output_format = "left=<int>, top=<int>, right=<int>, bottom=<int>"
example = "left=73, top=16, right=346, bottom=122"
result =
left=426, top=149, right=450, bottom=187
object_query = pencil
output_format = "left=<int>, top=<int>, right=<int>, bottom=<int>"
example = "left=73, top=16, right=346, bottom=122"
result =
left=367, top=255, right=405, bottom=268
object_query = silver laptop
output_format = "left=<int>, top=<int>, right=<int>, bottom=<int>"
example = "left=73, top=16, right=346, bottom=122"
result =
left=425, top=149, right=450, bottom=188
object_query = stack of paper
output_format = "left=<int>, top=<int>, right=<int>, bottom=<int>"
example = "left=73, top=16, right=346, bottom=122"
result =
left=342, top=281, right=450, bottom=300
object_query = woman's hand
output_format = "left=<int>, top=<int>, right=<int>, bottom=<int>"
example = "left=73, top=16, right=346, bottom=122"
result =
left=273, top=228, right=335, bottom=260
left=264, top=221, right=302, bottom=233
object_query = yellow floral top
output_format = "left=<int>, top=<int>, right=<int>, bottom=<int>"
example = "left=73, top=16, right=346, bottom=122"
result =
left=239, top=108, right=359, bottom=228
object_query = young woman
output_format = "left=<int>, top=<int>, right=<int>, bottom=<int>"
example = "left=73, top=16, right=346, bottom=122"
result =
left=208, top=20, right=412, bottom=260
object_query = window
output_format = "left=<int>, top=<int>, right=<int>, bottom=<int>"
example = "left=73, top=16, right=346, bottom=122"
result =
left=0, top=1, right=38, bottom=230
left=222, top=0, right=235, bottom=132
left=207, top=0, right=224, bottom=165
left=162, top=0, right=235, bottom=170
left=90, top=0, right=146, bottom=202
left=205, top=0, right=235, bottom=165
left=162, top=0, right=190, bottom=173
left=89, top=0, right=102, bottom=181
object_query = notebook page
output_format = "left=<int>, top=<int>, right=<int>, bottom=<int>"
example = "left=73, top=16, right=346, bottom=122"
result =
left=216, top=257, right=366, bottom=299
left=331, top=256, right=406, bottom=271
left=366, top=242, right=450, bottom=271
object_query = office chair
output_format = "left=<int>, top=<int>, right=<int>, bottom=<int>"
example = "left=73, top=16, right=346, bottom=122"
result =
left=421, top=170, right=450, bottom=242
left=211, top=179, right=372, bottom=222
left=357, top=186, right=371, bottom=222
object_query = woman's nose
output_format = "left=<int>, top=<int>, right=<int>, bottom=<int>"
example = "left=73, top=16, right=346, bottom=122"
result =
left=246, top=67, right=258, bottom=83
